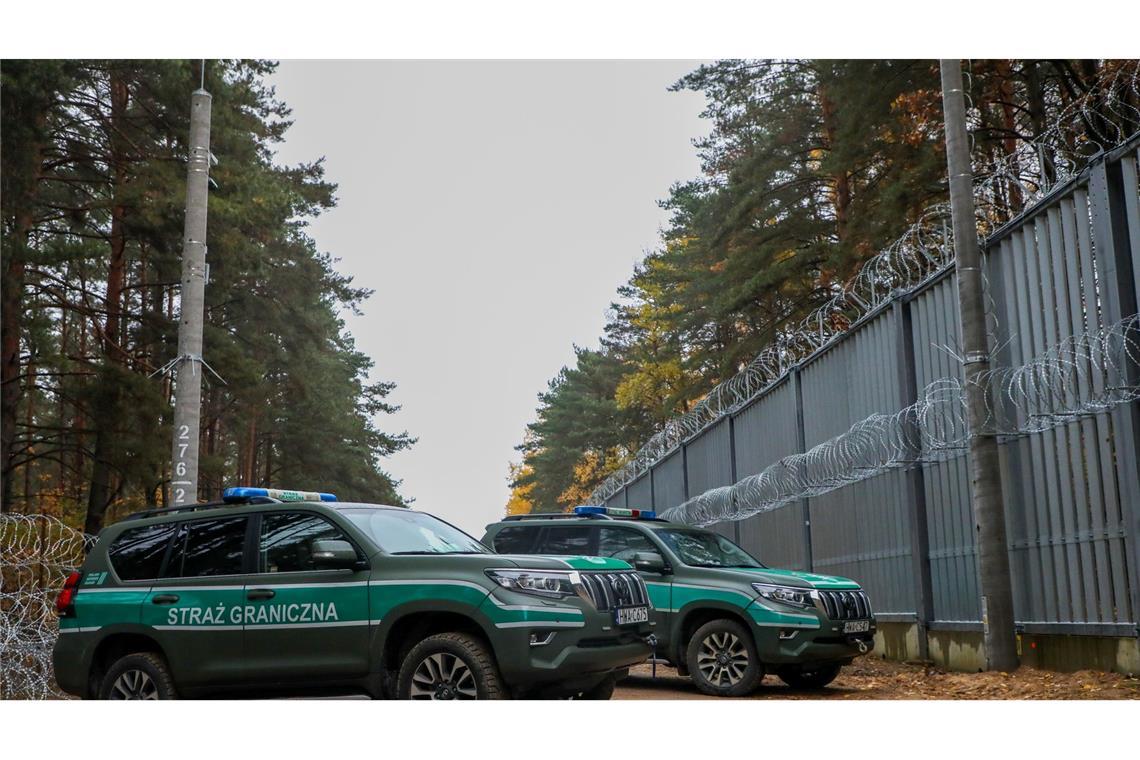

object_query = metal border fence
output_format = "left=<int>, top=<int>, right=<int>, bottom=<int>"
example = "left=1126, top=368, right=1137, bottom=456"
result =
left=603, top=136, right=1140, bottom=641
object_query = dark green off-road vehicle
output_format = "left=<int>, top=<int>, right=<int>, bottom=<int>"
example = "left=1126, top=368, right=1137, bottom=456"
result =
left=483, top=506, right=876, bottom=697
left=52, top=488, right=653, bottom=700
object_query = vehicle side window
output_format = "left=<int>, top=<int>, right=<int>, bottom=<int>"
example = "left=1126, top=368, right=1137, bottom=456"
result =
left=596, top=527, right=656, bottom=559
left=491, top=526, right=539, bottom=554
left=536, top=526, right=594, bottom=555
left=164, top=517, right=248, bottom=578
left=260, top=512, right=354, bottom=573
left=108, top=524, right=177, bottom=581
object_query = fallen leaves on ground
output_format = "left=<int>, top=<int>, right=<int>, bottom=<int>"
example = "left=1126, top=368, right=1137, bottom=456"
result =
left=615, top=656, right=1140, bottom=700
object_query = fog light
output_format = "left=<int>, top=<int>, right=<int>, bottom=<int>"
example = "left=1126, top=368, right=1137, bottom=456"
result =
left=529, top=631, right=556, bottom=647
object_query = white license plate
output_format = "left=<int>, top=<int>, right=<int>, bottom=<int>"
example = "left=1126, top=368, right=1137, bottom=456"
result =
left=614, top=606, right=649, bottom=626
left=843, top=620, right=870, bottom=634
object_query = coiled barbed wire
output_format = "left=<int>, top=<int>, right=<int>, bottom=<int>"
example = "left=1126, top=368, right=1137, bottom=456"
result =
left=659, top=314, right=1140, bottom=526
left=0, top=515, right=90, bottom=699
left=592, top=61, right=1140, bottom=504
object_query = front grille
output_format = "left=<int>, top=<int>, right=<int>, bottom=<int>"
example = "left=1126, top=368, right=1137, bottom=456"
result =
left=815, top=589, right=872, bottom=620
left=579, top=571, right=649, bottom=611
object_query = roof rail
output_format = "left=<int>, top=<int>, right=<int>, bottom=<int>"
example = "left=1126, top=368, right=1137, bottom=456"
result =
left=501, top=512, right=612, bottom=522
left=123, top=496, right=280, bottom=522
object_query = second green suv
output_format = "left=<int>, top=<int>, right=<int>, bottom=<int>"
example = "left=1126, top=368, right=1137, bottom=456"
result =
left=52, top=488, right=653, bottom=700
left=483, top=506, right=875, bottom=697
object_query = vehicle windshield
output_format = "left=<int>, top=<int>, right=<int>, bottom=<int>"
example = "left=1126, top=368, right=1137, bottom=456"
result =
left=655, top=528, right=765, bottom=568
left=341, top=509, right=489, bottom=555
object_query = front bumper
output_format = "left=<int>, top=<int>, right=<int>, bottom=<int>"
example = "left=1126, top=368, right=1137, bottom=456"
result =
left=751, top=615, right=877, bottom=665
left=496, top=624, right=652, bottom=694
left=483, top=587, right=654, bottom=693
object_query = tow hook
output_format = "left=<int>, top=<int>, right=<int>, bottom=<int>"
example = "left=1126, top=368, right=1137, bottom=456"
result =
left=856, top=638, right=869, bottom=654
left=645, top=634, right=659, bottom=678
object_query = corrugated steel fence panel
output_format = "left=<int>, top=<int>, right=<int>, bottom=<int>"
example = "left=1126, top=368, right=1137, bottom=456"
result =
left=800, top=309, right=916, bottom=616
left=652, top=450, right=686, bottom=512
left=910, top=274, right=980, bottom=622
left=685, top=420, right=735, bottom=538
left=732, top=380, right=807, bottom=569
left=627, top=473, right=652, bottom=510
left=603, top=142, right=1140, bottom=637
left=603, top=489, right=625, bottom=509
left=981, top=168, right=1137, bottom=629
left=1087, top=153, right=1140, bottom=629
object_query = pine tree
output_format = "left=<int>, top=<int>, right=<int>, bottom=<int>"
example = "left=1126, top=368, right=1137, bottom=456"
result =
left=1, top=59, right=413, bottom=529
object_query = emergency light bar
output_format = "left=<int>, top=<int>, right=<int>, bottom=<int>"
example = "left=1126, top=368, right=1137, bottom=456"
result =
left=222, top=487, right=337, bottom=503
left=573, top=505, right=656, bottom=519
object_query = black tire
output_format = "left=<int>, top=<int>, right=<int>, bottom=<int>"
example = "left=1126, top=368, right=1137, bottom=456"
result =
left=685, top=619, right=764, bottom=697
left=576, top=673, right=619, bottom=700
left=778, top=662, right=842, bottom=689
left=396, top=632, right=506, bottom=700
left=99, top=652, right=178, bottom=700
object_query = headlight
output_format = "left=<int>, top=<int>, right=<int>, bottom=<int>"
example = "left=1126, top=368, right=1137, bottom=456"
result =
left=486, top=569, right=580, bottom=599
left=752, top=583, right=815, bottom=609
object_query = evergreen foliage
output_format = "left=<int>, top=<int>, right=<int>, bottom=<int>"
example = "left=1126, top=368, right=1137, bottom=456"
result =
left=1, top=60, right=412, bottom=530
left=508, top=59, right=1132, bottom=514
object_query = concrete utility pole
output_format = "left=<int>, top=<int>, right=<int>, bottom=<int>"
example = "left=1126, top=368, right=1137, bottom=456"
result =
left=169, top=82, right=213, bottom=506
left=939, top=60, right=1019, bottom=671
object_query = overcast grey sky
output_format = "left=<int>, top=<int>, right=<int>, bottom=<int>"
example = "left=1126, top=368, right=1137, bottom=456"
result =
left=268, top=61, right=708, bottom=535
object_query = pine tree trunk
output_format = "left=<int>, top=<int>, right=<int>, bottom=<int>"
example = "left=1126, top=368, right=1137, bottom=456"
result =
left=0, top=207, right=31, bottom=513
left=85, top=68, right=131, bottom=533
left=818, top=86, right=850, bottom=243
left=996, top=60, right=1023, bottom=213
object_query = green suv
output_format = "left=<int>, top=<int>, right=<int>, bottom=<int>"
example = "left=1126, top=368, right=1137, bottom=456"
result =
left=482, top=506, right=875, bottom=697
left=52, top=488, right=653, bottom=700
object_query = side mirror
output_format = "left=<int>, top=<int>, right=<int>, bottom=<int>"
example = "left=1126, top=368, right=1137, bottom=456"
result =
left=631, top=551, right=667, bottom=574
left=311, top=539, right=359, bottom=570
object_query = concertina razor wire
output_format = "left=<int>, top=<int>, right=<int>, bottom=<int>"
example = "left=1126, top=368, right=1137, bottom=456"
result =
left=0, top=515, right=90, bottom=698
left=591, top=61, right=1140, bottom=507
left=658, top=314, right=1140, bottom=525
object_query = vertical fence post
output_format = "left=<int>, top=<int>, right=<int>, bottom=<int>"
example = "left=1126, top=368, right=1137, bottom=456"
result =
left=729, top=414, right=741, bottom=544
left=894, top=298, right=934, bottom=659
left=792, top=368, right=813, bottom=571
left=681, top=443, right=690, bottom=504
left=1089, top=158, right=1140, bottom=630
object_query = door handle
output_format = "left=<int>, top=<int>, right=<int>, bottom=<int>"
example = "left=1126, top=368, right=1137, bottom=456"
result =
left=246, top=588, right=276, bottom=601
left=151, top=594, right=180, bottom=604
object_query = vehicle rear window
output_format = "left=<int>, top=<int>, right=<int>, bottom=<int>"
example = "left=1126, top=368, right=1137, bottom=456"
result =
left=165, top=517, right=248, bottom=577
left=108, top=524, right=177, bottom=581
left=491, top=526, right=539, bottom=554
left=535, top=526, right=594, bottom=555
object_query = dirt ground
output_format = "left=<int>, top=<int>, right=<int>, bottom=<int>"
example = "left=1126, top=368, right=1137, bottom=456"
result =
left=614, top=656, right=1140, bottom=700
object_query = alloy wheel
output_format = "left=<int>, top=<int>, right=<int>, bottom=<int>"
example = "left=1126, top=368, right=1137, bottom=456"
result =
left=109, top=669, right=159, bottom=700
left=409, top=652, right=478, bottom=699
left=696, top=631, right=750, bottom=687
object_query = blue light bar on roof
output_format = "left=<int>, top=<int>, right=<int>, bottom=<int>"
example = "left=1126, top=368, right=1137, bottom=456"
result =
left=223, top=487, right=336, bottom=503
left=573, top=505, right=656, bottom=519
